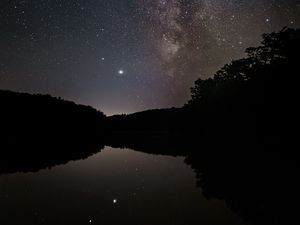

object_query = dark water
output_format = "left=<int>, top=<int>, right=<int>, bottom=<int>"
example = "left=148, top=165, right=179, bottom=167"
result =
left=0, top=147, right=245, bottom=225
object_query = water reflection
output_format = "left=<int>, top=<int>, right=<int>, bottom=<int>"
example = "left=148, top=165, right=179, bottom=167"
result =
left=0, top=135, right=104, bottom=175
left=0, top=147, right=243, bottom=225
left=0, top=136, right=299, bottom=225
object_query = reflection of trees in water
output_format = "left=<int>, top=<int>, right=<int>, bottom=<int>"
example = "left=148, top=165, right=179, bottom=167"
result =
left=0, top=136, right=105, bottom=175
left=104, top=28, right=300, bottom=225
left=1, top=27, right=299, bottom=225
left=1, top=130, right=299, bottom=225
left=0, top=90, right=106, bottom=175
left=184, top=150, right=300, bottom=225
left=108, top=139, right=300, bottom=225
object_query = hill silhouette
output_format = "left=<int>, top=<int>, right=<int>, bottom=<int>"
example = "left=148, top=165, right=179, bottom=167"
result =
left=105, top=27, right=299, bottom=149
left=0, top=27, right=299, bottom=225
left=1, top=27, right=299, bottom=174
left=0, top=90, right=106, bottom=174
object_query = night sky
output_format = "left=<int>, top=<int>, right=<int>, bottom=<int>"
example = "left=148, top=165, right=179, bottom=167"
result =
left=1, top=0, right=299, bottom=115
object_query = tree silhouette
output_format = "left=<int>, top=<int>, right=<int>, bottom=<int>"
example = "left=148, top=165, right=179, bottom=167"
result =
left=185, top=27, right=300, bottom=146
left=189, top=27, right=299, bottom=105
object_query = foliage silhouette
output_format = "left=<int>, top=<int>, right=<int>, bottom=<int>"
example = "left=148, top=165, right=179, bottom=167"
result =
left=104, top=108, right=182, bottom=135
left=184, top=27, right=300, bottom=146
left=103, top=27, right=300, bottom=148
left=0, top=90, right=106, bottom=174
left=103, top=27, right=300, bottom=225
left=0, top=27, right=299, bottom=225
left=1, top=27, right=299, bottom=174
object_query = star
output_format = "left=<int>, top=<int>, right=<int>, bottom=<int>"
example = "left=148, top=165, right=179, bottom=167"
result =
left=113, top=198, right=117, bottom=204
left=1, top=0, right=299, bottom=114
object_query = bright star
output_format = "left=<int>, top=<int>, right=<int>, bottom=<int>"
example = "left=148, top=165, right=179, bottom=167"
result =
left=118, top=70, right=124, bottom=75
left=113, top=198, right=117, bottom=204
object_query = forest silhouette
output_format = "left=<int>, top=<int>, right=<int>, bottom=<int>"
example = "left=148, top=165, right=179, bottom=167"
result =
left=1, top=27, right=299, bottom=170
left=0, top=90, right=106, bottom=174
left=106, top=27, right=299, bottom=148
left=0, top=27, right=299, bottom=225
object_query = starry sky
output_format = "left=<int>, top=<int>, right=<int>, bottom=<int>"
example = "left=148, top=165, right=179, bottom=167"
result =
left=1, top=0, right=299, bottom=115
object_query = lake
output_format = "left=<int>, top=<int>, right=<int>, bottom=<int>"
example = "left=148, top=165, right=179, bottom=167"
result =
left=0, top=146, right=245, bottom=225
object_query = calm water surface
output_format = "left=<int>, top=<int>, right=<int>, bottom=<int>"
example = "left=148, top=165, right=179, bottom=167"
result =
left=0, top=147, right=245, bottom=225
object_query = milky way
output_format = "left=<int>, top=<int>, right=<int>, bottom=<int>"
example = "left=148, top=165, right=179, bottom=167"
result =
left=137, top=0, right=300, bottom=103
left=1, top=0, right=300, bottom=114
